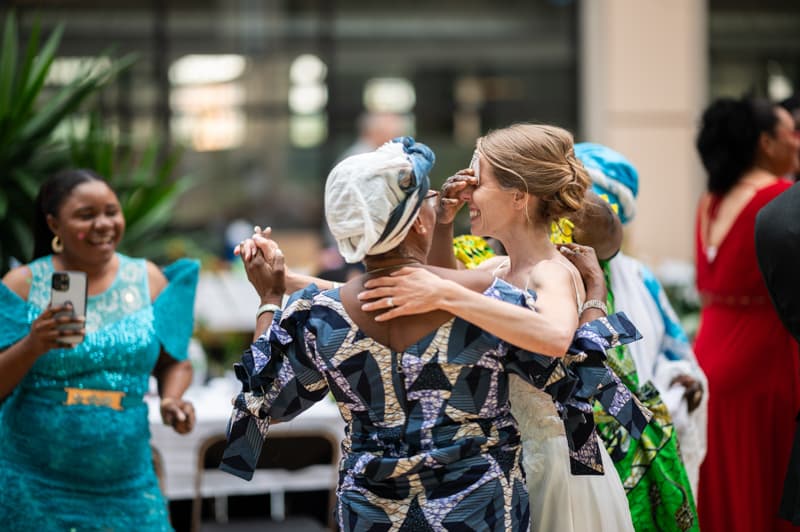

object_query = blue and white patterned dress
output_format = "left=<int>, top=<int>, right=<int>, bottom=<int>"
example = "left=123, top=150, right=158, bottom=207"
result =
left=221, top=278, right=645, bottom=531
left=0, top=254, right=198, bottom=532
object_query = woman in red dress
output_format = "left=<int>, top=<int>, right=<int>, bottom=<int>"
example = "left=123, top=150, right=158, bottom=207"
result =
left=694, top=96, right=800, bottom=531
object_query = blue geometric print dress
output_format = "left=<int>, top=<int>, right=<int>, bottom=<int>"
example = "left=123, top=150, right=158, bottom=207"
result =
left=0, top=254, right=198, bottom=532
left=221, top=278, right=645, bottom=531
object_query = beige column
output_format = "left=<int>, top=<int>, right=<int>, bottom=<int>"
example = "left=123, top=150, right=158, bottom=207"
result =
left=580, top=0, right=708, bottom=268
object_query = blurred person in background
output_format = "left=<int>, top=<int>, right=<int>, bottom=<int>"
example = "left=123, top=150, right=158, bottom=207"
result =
left=339, top=111, right=408, bottom=162
left=780, top=94, right=800, bottom=182
left=569, top=143, right=704, bottom=531
left=694, top=96, right=800, bottom=532
left=0, top=169, right=199, bottom=531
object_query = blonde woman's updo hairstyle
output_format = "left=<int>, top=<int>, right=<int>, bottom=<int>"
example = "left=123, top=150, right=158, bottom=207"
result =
left=477, top=124, right=589, bottom=223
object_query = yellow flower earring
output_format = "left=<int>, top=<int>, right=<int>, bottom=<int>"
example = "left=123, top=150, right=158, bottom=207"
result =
left=549, top=217, right=575, bottom=245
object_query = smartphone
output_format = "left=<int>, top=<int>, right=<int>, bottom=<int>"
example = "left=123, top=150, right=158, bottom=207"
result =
left=50, top=271, right=88, bottom=346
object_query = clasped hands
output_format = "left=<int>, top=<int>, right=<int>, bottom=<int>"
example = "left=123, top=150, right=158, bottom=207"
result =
left=235, top=226, right=286, bottom=300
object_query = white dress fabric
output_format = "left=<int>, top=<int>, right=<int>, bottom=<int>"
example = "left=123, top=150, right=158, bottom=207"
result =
left=502, top=258, right=634, bottom=532
left=608, top=253, right=708, bottom=496
left=510, top=375, right=635, bottom=532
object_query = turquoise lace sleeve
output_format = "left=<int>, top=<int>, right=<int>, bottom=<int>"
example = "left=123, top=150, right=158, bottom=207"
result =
left=0, top=282, right=35, bottom=351
left=152, top=258, right=200, bottom=361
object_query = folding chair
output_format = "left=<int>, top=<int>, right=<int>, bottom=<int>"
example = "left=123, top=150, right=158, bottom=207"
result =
left=191, top=430, right=339, bottom=531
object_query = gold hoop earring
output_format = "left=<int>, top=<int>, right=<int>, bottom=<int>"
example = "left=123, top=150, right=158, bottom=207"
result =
left=51, top=235, right=64, bottom=254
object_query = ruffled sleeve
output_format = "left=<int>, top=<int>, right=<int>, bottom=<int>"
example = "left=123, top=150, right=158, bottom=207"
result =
left=489, top=278, right=652, bottom=474
left=152, top=258, right=200, bottom=361
left=568, top=315, right=650, bottom=428
left=221, top=284, right=329, bottom=480
left=553, top=314, right=650, bottom=474
left=0, top=282, right=36, bottom=351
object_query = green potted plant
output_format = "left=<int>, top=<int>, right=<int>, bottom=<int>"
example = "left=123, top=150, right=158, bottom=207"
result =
left=0, top=12, right=134, bottom=273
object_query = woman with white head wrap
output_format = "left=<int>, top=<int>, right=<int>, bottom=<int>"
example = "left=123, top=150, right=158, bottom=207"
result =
left=222, top=137, right=641, bottom=531
left=325, top=136, right=433, bottom=263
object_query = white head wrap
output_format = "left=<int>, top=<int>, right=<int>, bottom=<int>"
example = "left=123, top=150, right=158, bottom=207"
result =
left=325, top=138, right=434, bottom=263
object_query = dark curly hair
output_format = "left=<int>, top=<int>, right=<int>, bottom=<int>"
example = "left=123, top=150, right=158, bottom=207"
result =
left=32, top=169, right=106, bottom=260
left=696, top=97, right=779, bottom=196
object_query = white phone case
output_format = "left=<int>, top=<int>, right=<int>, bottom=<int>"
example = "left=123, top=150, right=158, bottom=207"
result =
left=50, top=271, right=88, bottom=346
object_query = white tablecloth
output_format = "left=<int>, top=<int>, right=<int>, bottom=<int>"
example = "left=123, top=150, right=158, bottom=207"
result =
left=193, top=272, right=261, bottom=332
left=147, top=380, right=344, bottom=500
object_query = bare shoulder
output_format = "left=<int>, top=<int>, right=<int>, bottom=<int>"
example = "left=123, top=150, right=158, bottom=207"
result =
left=145, top=260, right=168, bottom=301
left=2, top=265, right=33, bottom=301
left=474, top=255, right=508, bottom=272
left=529, top=258, right=578, bottom=290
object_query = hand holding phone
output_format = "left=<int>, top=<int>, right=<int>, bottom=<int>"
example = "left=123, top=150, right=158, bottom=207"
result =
left=50, top=271, right=88, bottom=347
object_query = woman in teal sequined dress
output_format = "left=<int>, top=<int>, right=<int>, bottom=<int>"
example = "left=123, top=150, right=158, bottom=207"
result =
left=0, top=169, right=199, bottom=531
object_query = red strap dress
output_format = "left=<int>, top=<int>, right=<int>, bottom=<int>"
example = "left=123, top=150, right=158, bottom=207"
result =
left=694, top=179, right=800, bottom=531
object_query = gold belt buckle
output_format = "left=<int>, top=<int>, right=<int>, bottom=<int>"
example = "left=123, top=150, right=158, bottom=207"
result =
left=64, top=387, right=126, bottom=411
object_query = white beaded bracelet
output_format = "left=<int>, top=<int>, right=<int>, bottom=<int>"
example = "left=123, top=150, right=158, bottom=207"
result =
left=256, top=303, right=281, bottom=319
left=579, top=299, right=608, bottom=316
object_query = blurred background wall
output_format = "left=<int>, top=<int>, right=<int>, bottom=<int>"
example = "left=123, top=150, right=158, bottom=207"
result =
left=3, top=0, right=799, bottom=272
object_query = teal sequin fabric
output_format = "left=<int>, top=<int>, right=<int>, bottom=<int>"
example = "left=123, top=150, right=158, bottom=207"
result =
left=0, top=254, right=198, bottom=531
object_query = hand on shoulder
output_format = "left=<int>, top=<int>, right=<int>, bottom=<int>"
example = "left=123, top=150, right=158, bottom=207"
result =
left=529, top=258, right=577, bottom=291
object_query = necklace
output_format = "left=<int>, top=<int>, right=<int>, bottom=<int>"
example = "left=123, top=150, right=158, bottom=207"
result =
left=364, top=261, right=422, bottom=275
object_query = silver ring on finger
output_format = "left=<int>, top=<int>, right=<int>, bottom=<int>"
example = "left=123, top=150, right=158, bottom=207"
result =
left=386, top=297, right=394, bottom=308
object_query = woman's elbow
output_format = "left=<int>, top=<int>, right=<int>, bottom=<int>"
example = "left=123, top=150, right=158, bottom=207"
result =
left=538, top=328, right=573, bottom=358
left=554, top=329, right=574, bottom=357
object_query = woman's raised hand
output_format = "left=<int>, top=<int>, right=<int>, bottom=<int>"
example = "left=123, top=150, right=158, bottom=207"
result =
left=358, top=267, right=450, bottom=321
left=235, top=225, right=274, bottom=261
left=558, top=242, right=606, bottom=299
left=239, top=227, right=286, bottom=301
left=437, top=169, right=478, bottom=225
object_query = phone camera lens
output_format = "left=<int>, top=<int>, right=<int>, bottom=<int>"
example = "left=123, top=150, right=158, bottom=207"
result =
left=52, top=273, right=70, bottom=291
